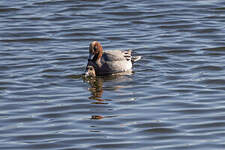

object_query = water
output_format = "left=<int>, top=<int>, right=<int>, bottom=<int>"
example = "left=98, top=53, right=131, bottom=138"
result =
left=1, top=0, right=225, bottom=149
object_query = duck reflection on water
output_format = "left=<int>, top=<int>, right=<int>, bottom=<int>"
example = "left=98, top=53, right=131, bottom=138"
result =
left=83, top=66, right=132, bottom=120
left=83, top=72, right=133, bottom=120
left=83, top=71, right=133, bottom=102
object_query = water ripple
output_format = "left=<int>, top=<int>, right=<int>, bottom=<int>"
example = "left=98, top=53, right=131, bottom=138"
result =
left=1, top=0, right=225, bottom=150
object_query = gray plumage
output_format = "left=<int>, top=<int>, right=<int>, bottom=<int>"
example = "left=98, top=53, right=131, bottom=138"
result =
left=85, top=41, right=141, bottom=76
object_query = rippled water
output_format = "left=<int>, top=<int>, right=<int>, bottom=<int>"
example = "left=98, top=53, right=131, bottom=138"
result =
left=1, top=0, right=225, bottom=149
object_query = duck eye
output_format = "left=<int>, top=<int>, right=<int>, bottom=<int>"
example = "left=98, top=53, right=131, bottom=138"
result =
left=90, top=68, right=93, bottom=70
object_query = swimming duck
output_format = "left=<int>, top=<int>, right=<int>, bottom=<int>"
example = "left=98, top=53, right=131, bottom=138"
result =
left=85, top=41, right=141, bottom=76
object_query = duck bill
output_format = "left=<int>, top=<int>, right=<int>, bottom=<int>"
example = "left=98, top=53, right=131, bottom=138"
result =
left=88, top=54, right=94, bottom=61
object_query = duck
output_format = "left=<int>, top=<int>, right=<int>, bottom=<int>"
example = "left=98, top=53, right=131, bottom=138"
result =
left=85, top=41, right=141, bottom=76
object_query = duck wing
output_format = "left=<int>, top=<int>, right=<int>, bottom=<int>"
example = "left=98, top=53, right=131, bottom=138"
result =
left=102, top=50, right=132, bottom=62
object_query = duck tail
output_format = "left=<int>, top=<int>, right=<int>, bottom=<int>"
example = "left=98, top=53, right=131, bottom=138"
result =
left=131, top=56, right=142, bottom=63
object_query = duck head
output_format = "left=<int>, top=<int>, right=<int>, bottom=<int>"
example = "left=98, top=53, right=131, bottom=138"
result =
left=88, top=41, right=103, bottom=61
